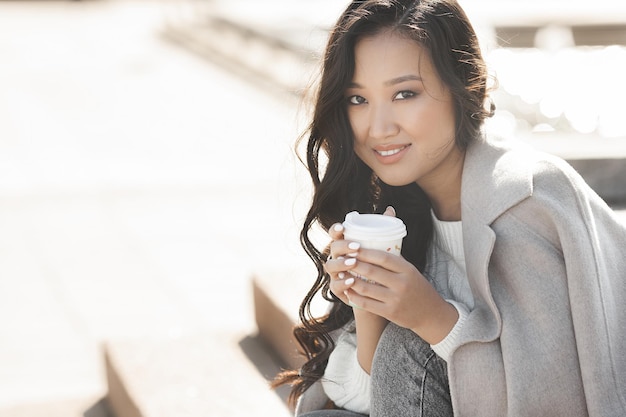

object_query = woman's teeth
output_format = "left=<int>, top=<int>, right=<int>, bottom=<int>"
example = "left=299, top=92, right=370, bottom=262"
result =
left=378, top=146, right=406, bottom=156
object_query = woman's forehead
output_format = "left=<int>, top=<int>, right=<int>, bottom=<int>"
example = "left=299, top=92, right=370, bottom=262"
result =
left=351, top=31, right=437, bottom=85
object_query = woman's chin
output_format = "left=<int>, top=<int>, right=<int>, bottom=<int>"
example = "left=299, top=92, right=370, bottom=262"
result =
left=377, top=176, right=416, bottom=188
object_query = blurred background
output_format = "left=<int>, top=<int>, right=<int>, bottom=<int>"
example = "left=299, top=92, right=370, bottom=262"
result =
left=0, top=0, right=624, bottom=416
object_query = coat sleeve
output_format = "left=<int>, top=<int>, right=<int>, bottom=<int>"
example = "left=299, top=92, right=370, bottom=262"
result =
left=534, top=156, right=626, bottom=415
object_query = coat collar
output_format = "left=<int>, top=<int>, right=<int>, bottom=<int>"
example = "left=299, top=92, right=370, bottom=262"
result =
left=461, top=136, right=534, bottom=226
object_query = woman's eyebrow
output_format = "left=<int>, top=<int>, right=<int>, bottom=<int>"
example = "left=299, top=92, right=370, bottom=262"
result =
left=384, top=74, right=422, bottom=86
left=347, top=75, right=422, bottom=89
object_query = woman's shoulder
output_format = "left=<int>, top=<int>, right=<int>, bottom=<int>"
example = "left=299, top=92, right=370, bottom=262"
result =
left=485, top=135, right=615, bottom=224
left=463, top=135, right=607, bottom=223
left=479, top=135, right=587, bottom=190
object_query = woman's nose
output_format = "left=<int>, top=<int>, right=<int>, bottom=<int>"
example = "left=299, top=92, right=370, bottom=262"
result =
left=369, top=104, right=399, bottom=140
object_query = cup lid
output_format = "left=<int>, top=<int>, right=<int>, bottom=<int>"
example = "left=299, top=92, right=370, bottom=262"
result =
left=343, top=211, right=407, bottom=239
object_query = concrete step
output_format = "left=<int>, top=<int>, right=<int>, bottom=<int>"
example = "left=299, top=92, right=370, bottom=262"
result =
left=104, top=332, right=292, bottom=417
left=162, top=15, right=321, bottom=97
left=253, top=263, right=316, bottom=371
left=161, top=0, right=346, bottom=97
left=252, top=262, right=331, bottom=373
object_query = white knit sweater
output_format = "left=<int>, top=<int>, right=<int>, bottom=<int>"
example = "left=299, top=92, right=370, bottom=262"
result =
left=429, top=211, right=474, bottom=360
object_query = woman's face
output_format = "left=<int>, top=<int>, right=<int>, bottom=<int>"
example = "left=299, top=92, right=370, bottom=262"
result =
left=346, top=30, right=464, bottom=193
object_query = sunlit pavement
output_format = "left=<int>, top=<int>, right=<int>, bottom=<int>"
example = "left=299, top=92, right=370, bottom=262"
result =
left=0, top=0, right=310, bottom=415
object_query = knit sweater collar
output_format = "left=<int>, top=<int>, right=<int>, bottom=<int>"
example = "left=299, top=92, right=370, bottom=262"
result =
left=431, top=210, right=465, bottom=263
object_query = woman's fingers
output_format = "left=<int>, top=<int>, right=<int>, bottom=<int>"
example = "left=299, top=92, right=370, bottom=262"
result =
left=324, top=246, right=360, bottom=275
left=328, top=222, right=345, bottom=240
left=328, top=253, right=403, bottom=309
left=342, top=249, right=408, bottom=284
left=344, top=277, right=388, bottom=310
left=328, top=239, right=360, bottom=262
left=329, top=263, right=360, bottom=304
left=325, top=232, right=361, bottom=305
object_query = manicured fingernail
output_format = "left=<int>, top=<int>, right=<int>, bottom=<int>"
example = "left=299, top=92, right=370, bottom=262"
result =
left=344, top=258, right=356, bottom=266
left=333, top=224, right=344, bottom=232
left=338, top=272, right=345, bottom=279
left=348, top=242, right=360, bottom=250
left=344, top=278, right=355, bottom=286
left=347, top=252, right=358, bottom=257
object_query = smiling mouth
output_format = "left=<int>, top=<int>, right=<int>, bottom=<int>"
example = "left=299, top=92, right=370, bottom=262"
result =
left=375, top=145, right=409, bottom=157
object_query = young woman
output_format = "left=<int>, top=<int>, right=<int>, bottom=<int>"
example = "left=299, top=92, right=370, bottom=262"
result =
left=274, top=1, right=626, bottom=416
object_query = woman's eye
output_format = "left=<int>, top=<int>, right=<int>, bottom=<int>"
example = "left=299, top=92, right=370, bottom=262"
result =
left=347, top=95, right=367, bottom=105
left=394, top=90, right=416, bottom=100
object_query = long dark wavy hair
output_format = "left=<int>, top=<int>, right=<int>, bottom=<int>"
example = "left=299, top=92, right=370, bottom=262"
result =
left=273, top=0, right=493, bottom=407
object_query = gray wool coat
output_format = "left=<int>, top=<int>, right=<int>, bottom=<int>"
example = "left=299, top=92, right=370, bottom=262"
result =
left=296, top=136, right=626, bottom=417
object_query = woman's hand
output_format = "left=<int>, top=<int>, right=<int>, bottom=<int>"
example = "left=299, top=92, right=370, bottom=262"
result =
left=324, top=206, right=396, bottom=307
left=342, top=246, right=457, bottom=344
left=325, top=207, right=458, bottom=345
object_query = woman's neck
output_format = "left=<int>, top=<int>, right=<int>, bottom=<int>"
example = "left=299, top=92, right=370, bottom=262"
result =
left=431, top=198, right=461, bottom=222
left=420, top=149, right=465, bottom=222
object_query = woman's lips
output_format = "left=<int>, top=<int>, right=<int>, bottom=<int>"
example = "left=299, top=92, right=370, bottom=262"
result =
left=374, top=144, right=410, bottom=163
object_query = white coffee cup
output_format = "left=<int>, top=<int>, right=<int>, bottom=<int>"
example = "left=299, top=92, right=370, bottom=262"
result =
left=342, top=211, right=407, bottom=256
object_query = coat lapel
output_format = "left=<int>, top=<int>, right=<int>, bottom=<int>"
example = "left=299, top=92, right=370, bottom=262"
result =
left=459, top=137, right=534, bottom=343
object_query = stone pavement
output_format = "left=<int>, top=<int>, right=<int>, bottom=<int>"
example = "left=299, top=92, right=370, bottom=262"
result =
left=0, top=1, right=625, bottom=417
